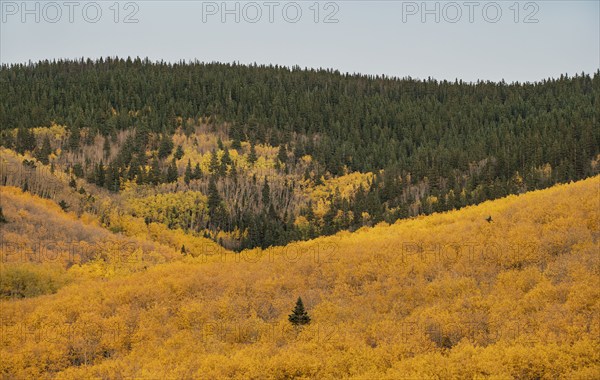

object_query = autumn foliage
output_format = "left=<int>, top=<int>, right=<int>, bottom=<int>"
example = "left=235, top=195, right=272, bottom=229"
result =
left=0, top=176, right=599, bottom=378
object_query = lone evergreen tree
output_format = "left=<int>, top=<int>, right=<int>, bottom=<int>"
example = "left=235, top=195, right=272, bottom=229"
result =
left=288, top=297, right=311, bottom=326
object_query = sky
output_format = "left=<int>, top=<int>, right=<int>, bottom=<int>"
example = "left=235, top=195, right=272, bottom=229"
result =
left=1, top=0, right=598, bottom=83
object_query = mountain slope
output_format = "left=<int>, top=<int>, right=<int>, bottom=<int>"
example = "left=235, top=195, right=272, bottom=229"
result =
left=1, top=177, right=598, bottom=379
left=2, top=60, right=599, bottom=250
left=0, top=185, right=225, bottom=298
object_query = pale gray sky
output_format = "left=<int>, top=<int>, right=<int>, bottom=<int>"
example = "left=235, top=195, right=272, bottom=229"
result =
left=1, top=1, right=598, bottom=82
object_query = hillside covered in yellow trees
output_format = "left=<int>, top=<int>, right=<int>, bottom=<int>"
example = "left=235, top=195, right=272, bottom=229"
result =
left=1, top=176, right=598, bottom=379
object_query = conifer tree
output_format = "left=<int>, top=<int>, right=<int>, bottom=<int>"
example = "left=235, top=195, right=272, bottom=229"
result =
left=248, top=143, right=257, bottom=164
left=71, top=163, right=83, bottom=178
left=68, top=124, right=81, bottom=151
left=16, top=125, right=35, bottom=154
left=106, top=162, right=120, bottom=192
left=207, top=175, right=227, bottom=230
left=277, top=144, right=287, bottom=164
left=208, top=176, right=221, bottom=214
left=95, top=161, right=105, bottom=187
left=231, top=137, right=242, bottom=150
left=209, top=150, right=220, bottom=176
left=230, top=162, right=238, bottom=181
left=148, top=157, right=161, bottom=185
left=288, top=297, right=311, bottom=326
left=158, top=134, right=174, bottom=159
left=262, top=178, right=271, bottom=206
left=193, top=163, right=202, bottom=180
left=184, top=159, right=192, bottom=185
left=220, top=149, right=231, bottom=175
left=136, top=167, right=146, bottom=185
left=58, top=200, right=69, bottom=212
left=174, top=145, right=184, bottom=160
left=103, top=136, right=111, bottom=159
left=36, top=136, right=52, bottom=164
left=1, top=131, right=14, bottom=149
left=166, top=158, right=178, bottom=183
left=0, top=206, right=7, bottom=223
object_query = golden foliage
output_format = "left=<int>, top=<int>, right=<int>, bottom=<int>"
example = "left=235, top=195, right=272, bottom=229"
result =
left=0, top=177, right=598, bottom=378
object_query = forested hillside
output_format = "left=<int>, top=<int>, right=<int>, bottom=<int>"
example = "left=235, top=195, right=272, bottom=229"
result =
left=0, top=185, right=224, bottom=299
left=1, top=177, right=598, bottom=378
left=1, top=59, right=599, bottom=249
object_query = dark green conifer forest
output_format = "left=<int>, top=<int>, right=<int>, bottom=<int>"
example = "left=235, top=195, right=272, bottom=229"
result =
left=1, top=58, right=598, bottom=249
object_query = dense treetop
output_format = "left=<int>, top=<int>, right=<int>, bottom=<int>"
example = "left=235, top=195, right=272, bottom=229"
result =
left=2, top=58, right=598, bottom=177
